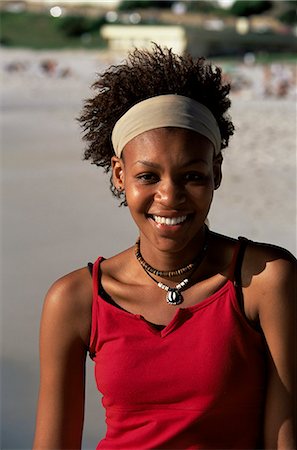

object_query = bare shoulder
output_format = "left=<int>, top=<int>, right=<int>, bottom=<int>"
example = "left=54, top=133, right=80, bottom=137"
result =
left=45, top=266, right=93, bottom=306
left=242, top=240, right=296, bottom=288
left=42, top=267, right=93, bottom=347
left=241, top=240, right=296, bottom=322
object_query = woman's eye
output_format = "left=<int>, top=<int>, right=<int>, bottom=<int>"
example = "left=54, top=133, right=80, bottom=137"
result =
left=137, top=173, right=158, bottom=183
left=184, top=172, right=207, bottom=183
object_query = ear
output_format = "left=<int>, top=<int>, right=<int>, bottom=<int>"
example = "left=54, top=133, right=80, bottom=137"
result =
left=213, top=153, right=223, bottom=190
left=111, top=156, right=125, bottom=190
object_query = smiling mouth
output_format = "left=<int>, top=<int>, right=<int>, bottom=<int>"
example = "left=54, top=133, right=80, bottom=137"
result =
left=148, top=214, right=188, bottom=226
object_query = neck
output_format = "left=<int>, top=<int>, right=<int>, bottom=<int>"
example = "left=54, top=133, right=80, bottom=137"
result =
left=138, top=226, right=207, bottom=274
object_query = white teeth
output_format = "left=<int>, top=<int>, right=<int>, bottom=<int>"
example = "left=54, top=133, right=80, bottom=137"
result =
left=152, top=215, right=187, bottom=226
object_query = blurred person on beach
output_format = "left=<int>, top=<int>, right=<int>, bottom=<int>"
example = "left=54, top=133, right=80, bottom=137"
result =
left=33, top=45, right=296, bottom=449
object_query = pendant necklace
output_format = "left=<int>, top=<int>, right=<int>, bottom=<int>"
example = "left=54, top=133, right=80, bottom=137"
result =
left=144, top=270, right=190, bottom=305
left=135, top=226, right=209, bottom=306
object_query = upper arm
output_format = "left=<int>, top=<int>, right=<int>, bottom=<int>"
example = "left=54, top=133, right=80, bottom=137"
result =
left=255, top=250, right=296, bottom=448
left=33, top=269, right=93, bottom=449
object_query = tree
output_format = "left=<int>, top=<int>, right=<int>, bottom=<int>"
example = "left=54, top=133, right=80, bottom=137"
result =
left=278, top=0, right=297, bottom=25
left=118, top=0, right=174, bottom=10
left=57, top=15, right=106, bottom=38
left=185, top=0, right=222, bottom=13
left=230, top=0, right=273, bottom=17
left=187, top=1, right=222, bottom=14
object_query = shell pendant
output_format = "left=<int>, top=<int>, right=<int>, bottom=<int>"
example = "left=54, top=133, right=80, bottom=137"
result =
left=166, top=289, right=184, bottom=305
left=157, top=279, right=188, bottom=306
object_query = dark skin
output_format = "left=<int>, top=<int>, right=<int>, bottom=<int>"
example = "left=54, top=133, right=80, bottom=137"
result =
left=33, top=128, right=296, bottom=449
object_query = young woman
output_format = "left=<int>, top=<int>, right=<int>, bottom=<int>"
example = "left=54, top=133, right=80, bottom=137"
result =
left=33, top=46, right=296, bottom=449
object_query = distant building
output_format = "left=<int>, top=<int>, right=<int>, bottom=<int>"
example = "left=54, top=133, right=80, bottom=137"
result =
left=101, top=25, right=187, bottom=54
left=101, top=23, right=297, bottom=57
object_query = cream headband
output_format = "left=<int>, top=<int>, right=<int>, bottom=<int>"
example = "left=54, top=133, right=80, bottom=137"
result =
left=111, top=94, right=221, bottom=157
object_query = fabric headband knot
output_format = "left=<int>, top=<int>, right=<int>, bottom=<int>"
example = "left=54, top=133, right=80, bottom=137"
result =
left=111, top=94, right=221, bottom=157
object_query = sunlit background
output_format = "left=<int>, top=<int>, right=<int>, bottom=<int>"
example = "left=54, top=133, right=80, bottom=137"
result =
left=1, top=0, right=296, bottom=448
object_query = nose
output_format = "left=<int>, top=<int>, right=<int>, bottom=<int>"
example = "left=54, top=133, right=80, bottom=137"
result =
left=154, top=178, right=186, bottom=208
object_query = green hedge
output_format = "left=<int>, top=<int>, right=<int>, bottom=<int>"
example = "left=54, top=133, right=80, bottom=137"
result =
left=0, top=11, right=107, bottom=49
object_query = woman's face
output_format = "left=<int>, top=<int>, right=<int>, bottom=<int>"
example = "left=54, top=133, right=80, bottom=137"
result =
left=112, top=127, right=222, bottom=256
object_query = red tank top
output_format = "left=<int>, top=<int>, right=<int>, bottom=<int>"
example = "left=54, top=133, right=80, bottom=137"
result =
left=89, top=243, right=266, bottom=449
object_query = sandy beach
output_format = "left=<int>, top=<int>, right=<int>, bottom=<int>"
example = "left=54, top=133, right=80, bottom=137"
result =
left=1, top=48, right=296, bottom=449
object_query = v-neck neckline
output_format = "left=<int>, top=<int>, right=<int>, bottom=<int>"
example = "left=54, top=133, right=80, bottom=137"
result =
left=96, top=257, right=232, bottom=337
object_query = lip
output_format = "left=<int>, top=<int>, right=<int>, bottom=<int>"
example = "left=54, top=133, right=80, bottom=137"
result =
left=146, top=213, right=193, bottom=230
left=147, top=212, right=193, bottom=218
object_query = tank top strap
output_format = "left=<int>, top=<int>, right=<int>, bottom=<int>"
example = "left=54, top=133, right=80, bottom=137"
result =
left=88, top=257, right=105, bottom=293
left=228, top=237, right=250, bottom=287
left=229, top=237, right=262, bottom=332
left=87, top=262, right=93, bottom=275
left=88, top=256, right=104, bottom=358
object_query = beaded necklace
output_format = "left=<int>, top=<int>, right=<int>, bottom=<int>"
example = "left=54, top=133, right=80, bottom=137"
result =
left=135, top=227, right=209, bottom=305
left=135, top=236, right=205, bottom=278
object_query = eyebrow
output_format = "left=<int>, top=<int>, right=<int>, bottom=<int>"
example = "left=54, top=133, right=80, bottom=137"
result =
left=133, top=158, right=209, bottom=168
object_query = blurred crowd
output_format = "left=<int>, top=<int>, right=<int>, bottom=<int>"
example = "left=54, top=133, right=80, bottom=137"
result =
left=2, top=51, right=296, bottom=100
left=4, top=57, right=72, bottom=78
left=223, top=59, right=296, bottom=99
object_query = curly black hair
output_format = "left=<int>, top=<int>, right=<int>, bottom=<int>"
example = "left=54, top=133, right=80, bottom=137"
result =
left=78, top=44, right=234, bottom=202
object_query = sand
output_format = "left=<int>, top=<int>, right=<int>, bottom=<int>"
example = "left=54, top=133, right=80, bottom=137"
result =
left=1, top=48, right=296, bottom=449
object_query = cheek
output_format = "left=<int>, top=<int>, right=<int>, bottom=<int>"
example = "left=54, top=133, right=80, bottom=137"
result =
left=190, top=183, right=214, bottom=203
left=125, top=184, right=152, bottom=209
